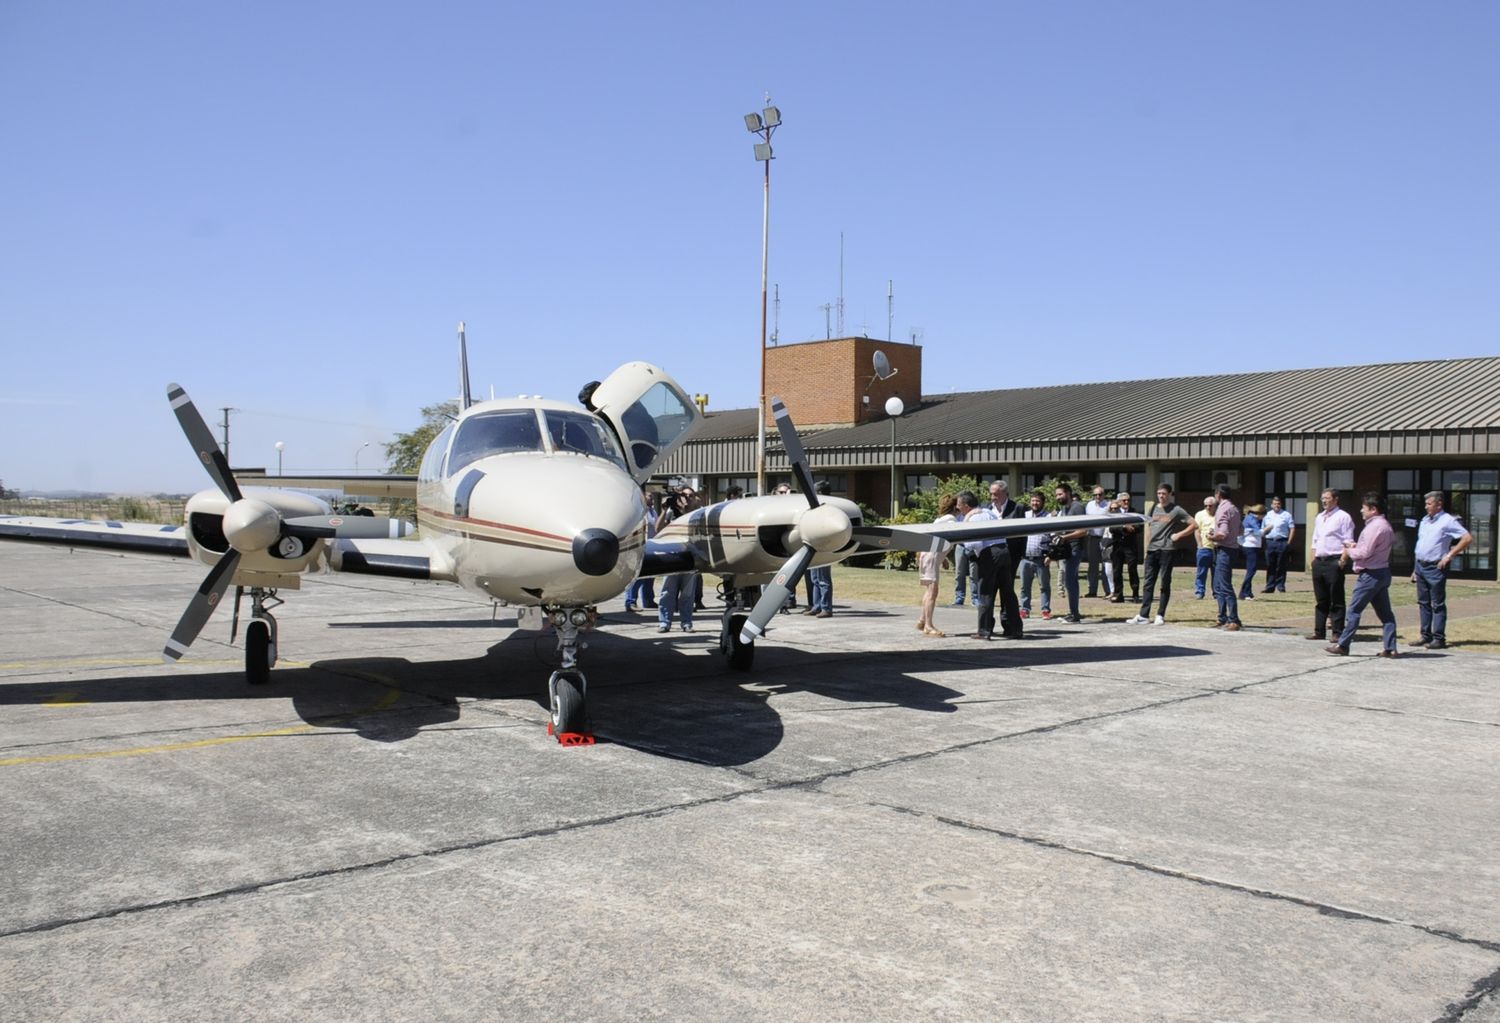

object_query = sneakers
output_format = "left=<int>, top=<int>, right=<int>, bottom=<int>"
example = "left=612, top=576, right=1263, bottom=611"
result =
left=1153, top=615, right=1165, bottom=625
left=682, top=623, right=694, bottom=632
left=1061, top=614, right=1083, bottom=623
left=656, top=624, right=670, bottom=633
left=1126, top=615, right=1149, bottom=625
left=1041, top=610, right=1053, bottom=620
left=1019, top=609, right=1029, bottom=619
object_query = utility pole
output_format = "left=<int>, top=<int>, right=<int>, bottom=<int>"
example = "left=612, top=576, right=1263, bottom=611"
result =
left=219, top=407, right=237, bottom=464
left=744, top=100, right=782, bottom=496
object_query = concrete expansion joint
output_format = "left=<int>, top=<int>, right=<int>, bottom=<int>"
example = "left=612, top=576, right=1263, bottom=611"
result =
left=868, top=801, right=1500, bottom=958
left=1433, top=963, right=1500, bottom=1023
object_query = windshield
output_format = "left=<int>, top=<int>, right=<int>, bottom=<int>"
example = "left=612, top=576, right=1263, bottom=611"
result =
left=448, top=410, right=544, bottom=471
left=545, top=410, right=626, bottom=468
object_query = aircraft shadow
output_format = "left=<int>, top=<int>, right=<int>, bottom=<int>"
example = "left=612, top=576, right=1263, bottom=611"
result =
left=0, top=624, right=1211, bottom=768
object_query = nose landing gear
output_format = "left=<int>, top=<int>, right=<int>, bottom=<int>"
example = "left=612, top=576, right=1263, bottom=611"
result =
left=717, top=577, right=758, bottom=671
left=545, top=608, right=595, bottom=743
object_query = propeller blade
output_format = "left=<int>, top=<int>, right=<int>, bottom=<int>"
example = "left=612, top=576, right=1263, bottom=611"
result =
left=740, top=544, right=817, bottom=645
left=162, top=550, right=241, bottom=663
left=167, top=383, right=242, bottom=503
left=282, top=515, right=416, bottom=540
left=770, top=396, right=818, bottom=508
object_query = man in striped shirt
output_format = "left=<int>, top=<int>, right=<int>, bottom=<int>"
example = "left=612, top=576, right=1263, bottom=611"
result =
left=1326, top=492, right=1399, bottom=657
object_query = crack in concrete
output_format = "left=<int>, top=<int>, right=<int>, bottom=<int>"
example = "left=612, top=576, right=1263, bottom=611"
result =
left=1433, top=964, right=1500, bottom=1022
left=872, top=802, right=1500, bottom=959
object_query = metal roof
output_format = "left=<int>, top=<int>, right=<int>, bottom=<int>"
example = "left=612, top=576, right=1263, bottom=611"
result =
left=658, top=356, right=1500, bottom=474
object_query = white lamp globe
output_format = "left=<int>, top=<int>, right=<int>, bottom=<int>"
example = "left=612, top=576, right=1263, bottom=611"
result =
left=884, top=396, right=905, bottom=417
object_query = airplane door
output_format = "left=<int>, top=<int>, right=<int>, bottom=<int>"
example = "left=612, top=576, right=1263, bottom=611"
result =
left=586, top=362, right=700, bottom=484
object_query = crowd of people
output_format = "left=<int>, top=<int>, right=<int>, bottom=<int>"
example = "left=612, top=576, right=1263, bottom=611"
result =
left=627, top=477, right=1475, bottom=656
left=922, top=481, right=1473, bottom=654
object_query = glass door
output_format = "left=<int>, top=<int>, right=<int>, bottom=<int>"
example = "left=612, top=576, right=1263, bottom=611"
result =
left=1456, top=492, right=1495, bottom=575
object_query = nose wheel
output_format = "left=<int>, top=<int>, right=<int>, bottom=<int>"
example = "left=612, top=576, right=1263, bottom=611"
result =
left=545, top=608, right=595, bottom=744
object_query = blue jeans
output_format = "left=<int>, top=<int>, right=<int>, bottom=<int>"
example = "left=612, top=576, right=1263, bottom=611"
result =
left=1238, top=546, right=1260, bottom=598
left=1213, top=547, right=1239, bottom=625
left=1414, top=561, right=1448, bottom=644
left=953, top=545, right=980, bottom=602
left=1337, top=567, right=1397, bottom=652
left=1055, top=547, right=1081, bottom=617
left=657, top=574, right=695, bottom=629
left=1264, top=537, right=1289, bottom=591
left=1020, top=556, right=1051, bottom=613
left=810, top=566, right=833, bottom=612
left=625, top=577, right=655, bottom=608
left=1195, top=547, right=1214, bottom=597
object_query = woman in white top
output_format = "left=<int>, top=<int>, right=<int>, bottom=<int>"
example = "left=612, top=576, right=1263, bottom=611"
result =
left=917, top=494, right=959, bottom=637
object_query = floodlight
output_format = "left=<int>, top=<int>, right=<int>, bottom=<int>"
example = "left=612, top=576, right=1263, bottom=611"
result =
left=744, top=113, right=763, bottom=132
left=754, top=142, right=772, bottom=161
left=762, top=106, right=781, bottom=128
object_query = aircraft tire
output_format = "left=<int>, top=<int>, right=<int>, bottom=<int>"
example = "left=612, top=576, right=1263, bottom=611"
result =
left=551, top=672, right=586, bottom=737
left=726, top=613, right=755, bottom=671
left=246, top=619, right=272, bottom=686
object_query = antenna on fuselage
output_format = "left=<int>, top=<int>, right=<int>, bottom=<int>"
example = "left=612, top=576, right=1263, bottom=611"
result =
left=458, top=321, right=473, bottom=411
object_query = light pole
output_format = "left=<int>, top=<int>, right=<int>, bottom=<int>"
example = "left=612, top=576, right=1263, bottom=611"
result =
left=744, top=101, right=781, bottom=496
left=354, top=441, right=370, bottom=472
left=885, top=396, right=904, bottom=518
left=274, top=441, right=285, bottom=476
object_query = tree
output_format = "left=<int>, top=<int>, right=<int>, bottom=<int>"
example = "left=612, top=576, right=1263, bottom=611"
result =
left=382, top=400, right=457, bottom=521
left=384, top=400, right=458, bottom=475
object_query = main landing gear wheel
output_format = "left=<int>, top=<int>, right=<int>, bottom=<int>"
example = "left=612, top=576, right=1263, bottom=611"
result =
left=548, top=670, right=588, bottom=738
left=724, top=612, right=755, bottom=671
left=245, top=619, right=272, bottom=686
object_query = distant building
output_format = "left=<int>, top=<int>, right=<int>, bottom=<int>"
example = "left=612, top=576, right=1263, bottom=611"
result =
left=659, top=339, right=1500, bottom=580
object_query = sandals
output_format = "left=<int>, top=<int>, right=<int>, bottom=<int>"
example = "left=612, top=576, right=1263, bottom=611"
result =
left=923, top=627, right=946, bottom=637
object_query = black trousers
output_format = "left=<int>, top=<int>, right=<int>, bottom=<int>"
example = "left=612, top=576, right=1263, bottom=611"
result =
left=1110, top=543, right=1140, bottom=600
left=1138, top=549, right=1175, bottom=619
left=1311, top=557, right=1347, bottom=638
left=1086, top=535, right=1105, bottom=595
left=977, top=546, right=1022, bottom=637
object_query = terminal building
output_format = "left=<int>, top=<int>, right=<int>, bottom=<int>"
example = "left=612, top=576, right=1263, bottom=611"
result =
left=659, top=338, right=1500, bottom=581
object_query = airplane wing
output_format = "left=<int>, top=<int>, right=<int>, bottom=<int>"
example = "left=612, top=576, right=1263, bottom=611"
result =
left=851, top=513, right=1147, bottom=554
left=232, top=472, right=419, bottom=500
left=638, top=537, right=698, bottom=577
left=0, top=515, right=190, bottom=555
left=326, top=538, right=434, bottom=580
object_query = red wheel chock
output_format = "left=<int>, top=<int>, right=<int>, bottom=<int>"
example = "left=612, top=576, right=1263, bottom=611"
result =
left=547, top=722, right=596, bottom=746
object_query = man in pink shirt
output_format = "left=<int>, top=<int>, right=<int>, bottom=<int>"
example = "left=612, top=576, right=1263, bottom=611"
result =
left=1326, top=492, right=1399, bottom=657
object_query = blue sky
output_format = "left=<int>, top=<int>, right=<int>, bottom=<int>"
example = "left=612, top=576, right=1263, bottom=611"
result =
left=2, top=1, right=1496, bottom=493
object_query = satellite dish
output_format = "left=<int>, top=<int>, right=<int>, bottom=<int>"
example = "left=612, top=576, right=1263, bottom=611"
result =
left=872, top=350, right=898, bottom=381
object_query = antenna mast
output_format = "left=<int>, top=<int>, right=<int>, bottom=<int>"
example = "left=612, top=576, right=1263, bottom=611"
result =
left=837, top=232, right=845, bottom=337
left=218, top=407, right=237, bottom=464
left=819, top=303, right=832, bottom=339
left=772, top=283, right=780, bottom=345
left=887, top=279, right=894, bottom=341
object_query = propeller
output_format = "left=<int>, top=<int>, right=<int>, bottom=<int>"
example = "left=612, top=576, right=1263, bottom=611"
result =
left=739, top=397, right=854, bottom=645
left=161, top=382, right=415, bottom=663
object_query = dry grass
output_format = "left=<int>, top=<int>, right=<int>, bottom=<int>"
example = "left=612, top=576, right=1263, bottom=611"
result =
left=830, top=564, right=1500, bottom=654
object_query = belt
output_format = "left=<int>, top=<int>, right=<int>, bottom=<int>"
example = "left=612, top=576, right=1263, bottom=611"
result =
left=1417, top=559, right=1441, bottom=567
left=1314, top=555, right=1342, bottom=561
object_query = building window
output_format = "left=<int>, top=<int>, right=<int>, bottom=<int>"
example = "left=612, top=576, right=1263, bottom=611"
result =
left=713, top=476, right=757, bottom=500
left=1265, top=470, right=1310, bottom=526
left=1326, top=468, right=1354, bottom=492
left=1095, top=471, right=1148, bottom=499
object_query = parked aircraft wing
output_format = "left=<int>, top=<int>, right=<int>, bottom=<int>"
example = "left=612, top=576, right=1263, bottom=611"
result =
left=851, top=513, right=1148, bottom=554
left=232, top=473, right=419, bottom=500
left=638, top=537, right=698, bottom=578
left=0, top=515, right=190, bottom=556
left=326, top=538, right=436, bottom=581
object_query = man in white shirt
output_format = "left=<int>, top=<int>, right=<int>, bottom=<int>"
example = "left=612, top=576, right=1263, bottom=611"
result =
left=1019, top=491, right=1052, bottom=620
left=1411, top=490, right=1473, bottom=650
left=1085, top=485, right=1112, bottom=597
left=1259, top=495, right=1296, bottom=593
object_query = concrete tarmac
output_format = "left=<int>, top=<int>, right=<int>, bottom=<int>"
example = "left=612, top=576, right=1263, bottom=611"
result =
left=1, top=541, right=1497, bottom=1022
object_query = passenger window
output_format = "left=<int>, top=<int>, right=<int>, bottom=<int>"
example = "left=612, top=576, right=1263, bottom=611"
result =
left=418, top=424, right=455, bottom=483
left=448, top=410, right=544, bottom=471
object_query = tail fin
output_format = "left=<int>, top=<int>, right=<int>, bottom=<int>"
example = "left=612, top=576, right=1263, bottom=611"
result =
left=457, top=321, right=473, bottom=411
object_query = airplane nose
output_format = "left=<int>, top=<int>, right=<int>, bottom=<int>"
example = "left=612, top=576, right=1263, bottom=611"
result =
left=572, top=528, right=620, bottom=576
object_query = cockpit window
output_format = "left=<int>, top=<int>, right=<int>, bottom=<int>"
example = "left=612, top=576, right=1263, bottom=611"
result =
left=619, top=381, right=696, bottom=471
left=544, top=410, right=626, bottom=467
left=448, top=410, right=544, bottom=471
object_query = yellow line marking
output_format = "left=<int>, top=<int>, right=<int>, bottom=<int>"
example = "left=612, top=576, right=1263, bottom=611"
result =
left=42, top=693, right=86, bottom=706
left=0, top=724, right=320, bottom=767
left=0, top=682, right=405, bottom=768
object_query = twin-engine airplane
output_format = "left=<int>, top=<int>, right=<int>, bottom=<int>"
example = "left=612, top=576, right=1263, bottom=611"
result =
left=0, top=328, right=1145, bottom=742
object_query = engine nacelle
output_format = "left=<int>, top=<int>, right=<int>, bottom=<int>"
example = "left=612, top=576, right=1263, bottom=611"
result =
left=184, top=486, right=333, bottom=584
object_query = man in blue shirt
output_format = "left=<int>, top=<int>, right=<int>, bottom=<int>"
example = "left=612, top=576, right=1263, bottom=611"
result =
left=1411, top=491, right=1472, bottom=650
left=1260, top=495, right=1296, bottom=593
